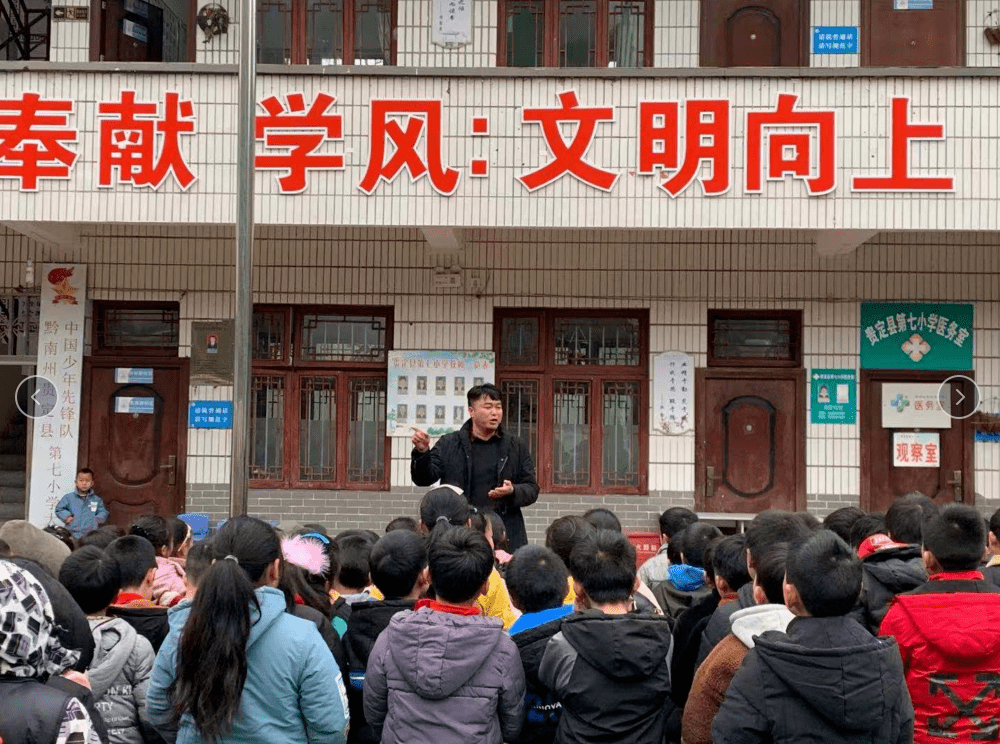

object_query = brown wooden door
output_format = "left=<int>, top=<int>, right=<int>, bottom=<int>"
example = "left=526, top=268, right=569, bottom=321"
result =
left=79, top=359, right=187, bottom=528
left=700, top=0, right=809, bottom=67
left=861, top=370, right=974, bottom=513
left=696, top=368, right=806, bottom=513
left=101, top=0, right=163, bottom=62
left=862, top=0, right=964, bottom=67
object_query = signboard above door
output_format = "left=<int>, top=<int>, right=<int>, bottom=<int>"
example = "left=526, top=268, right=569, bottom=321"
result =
left=860, top=303, right=973, bottom=370
left=881, top=383, right=951, bottom=428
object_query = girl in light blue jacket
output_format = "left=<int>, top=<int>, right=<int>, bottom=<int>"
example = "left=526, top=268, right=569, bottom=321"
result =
left=147, top=516, right=349, bottom=744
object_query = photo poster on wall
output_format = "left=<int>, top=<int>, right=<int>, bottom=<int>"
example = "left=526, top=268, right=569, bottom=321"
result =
left=651, top=351, right=694, bottom=435
left=387, top=350, right=496, bottom=437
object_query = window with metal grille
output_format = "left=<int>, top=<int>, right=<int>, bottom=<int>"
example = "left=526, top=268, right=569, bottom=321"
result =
left=499, top=0, right=652, bottom=67
left=496, top=309, right=648, bottom=494
left=250, top=305, right=391, bottom=489
left=257, top=0, right=395, bottom=65
left=707, top=310, right=803, bottom=368
left=94, top=303, right=180, bottom=353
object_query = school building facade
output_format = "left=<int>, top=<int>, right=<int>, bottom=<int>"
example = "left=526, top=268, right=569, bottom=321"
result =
left=0, top=0, right=998, bottom=543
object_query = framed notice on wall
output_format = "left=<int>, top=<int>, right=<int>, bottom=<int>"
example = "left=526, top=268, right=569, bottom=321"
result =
left=387, top=350, right=496, bottom=437
left=651, top=352, right=693, bottom=435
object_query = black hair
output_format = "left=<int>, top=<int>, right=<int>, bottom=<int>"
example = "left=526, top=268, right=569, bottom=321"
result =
left=488, top=512, right=508, bottom=552
left=582, top=508, right=622, bottom=533
left=569, top=529, right=636, bottom=606
left=786, top=530, right=862, bottom=617
left=169, top=517, right=192, bottom=557
left=754, top=542, right=791, bottom=605
left=659, top=507, right=698, bottom=539
left=666, top=533, right=684, bottom=565
left=506, top=545, right=569, bottom=614
left=385, top=516, right=420, bottom=534
left=105, top=535, right=157, bottom=589
left=745, top=511, right=812, bottom=565
left=293, top=530, right=339, bottom=583
left=419, top=486, right=471, bottom=542
left=886, top=493, right=939, bottom=544
left=849, top=513, right=886, bottom=549
left=370, top=530, right=428, bottom=599
left=467, top=383, right=501, bottom=406
left=130, top=514, right=172, bottom=554
left=279, top=563, right=332, bottom=618
left=301, top=523, right=329, bottom=536
left=78, top=529, right=118, bottom=551
left=184, top=542, right=213, bottom=588
left=58, top=545, right=122, bottom=614
left=922, top=504, right=986, bottom=571
left=679, top=522, right=723, bottom=568
left=44, top=525, right=76, bottom=552
left=792, top=512, right=821, bottom=532
left=426, top=526, right=494, bottom=604
left=702, top=538, right=720, bottom=583
left=990, top=507, right=1000, bottom=544
left=77, top=467, right=94, bottom=477
left=469, top=509, right=490, bottom=537
left=822, top=507, right=866, bottom=544
left=170, top=516, right=281, bottom=740
left=711, top=534, right=751, bottom=591
left=0, top=539, right=9, bottom=558
left=332, top=533, right=374, bottom=592
left=545, top=515, right=595, bottom=568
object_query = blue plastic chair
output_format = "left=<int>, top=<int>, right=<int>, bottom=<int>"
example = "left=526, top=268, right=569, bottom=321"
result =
left=177, top=513, right=210, bottom=542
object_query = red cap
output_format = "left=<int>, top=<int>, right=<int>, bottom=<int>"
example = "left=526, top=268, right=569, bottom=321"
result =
left=858, top=533, right=909, bottom=560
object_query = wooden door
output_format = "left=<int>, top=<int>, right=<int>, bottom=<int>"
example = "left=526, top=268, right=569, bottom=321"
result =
left=861, top=370, right=974, bottom=513
left=100, top=0, right=163, bottom=62
left=700, top=0, right=808, bottom=67
left=696, top=368, right=806, bottom=514
left=79, top=358, right=187, bottom=528
left=862, top=0, right=964, bottom=67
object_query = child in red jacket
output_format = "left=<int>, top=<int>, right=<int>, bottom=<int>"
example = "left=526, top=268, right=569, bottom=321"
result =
left=880, top=504, right=1000, bottom=744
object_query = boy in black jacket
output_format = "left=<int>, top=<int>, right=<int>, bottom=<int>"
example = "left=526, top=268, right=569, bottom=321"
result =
left=343, top=529, right=429, bottom=743
left=539, top=530, right=677, bottom=744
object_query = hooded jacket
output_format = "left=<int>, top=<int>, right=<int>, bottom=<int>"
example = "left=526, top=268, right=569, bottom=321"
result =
left=511, top=616, right=566, bottom=744
left=653, top=564, right=712, bottom=623
left=88, top=616, right=157, bottom=744
left=697, top=580, right=756, bottom=666
left=107, top=597, right=170, bottom=654
left=410, top=421, right=539, bottom=550
left=712, top=615, right=913, bottom=744
left=683, top=604, right=795, bottom=744
left=363, top=606, right=526, bottom=744
left=669, top=590, right=721, bottom=708
left=342, top=598, right=415, bottom=743
left=879, top=571, right=1000, bottom=744
left=147, top=587, right=349, bottom=744
left=538, top=611, right=676, bottom=744
left=860, top=544, right=926, bottom=633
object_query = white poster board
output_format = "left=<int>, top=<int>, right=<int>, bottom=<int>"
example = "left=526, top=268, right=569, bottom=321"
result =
left=882, top=383, right=952, bottom=428
left=431, top=0, right=472, bottom=47
left=28, top=264, right=86, bottom=527
left=387, top=350, right=495, bottom=437
left=652, top=352, right=694, bottom=435
left=893, top=432, right=941, bottom=467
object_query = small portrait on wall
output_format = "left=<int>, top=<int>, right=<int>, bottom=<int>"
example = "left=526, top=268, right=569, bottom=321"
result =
left=416, top=376, right=427, bottom=395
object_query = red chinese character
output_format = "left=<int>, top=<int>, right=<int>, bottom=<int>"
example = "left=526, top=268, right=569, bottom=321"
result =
left=925, top=443, right=939, bottom=464
left=896, top=443, right=909, bottom=463
left=851, top=97, right=954, bottom=192
left=358, top=99, right=458, bottom=195
left=638, top=99, right=730, bottom=197
left=518, top=91, right=617, bottom=192
left=97, top=90, right=196, bottom=190
left=745, top=93, right=836, bottom=196
left=915, top=400, right=924, bottom=411
left=910, top=443, right=924, bottom=462
left=0, top=92, right=78, bottom=190
left=256, top=92, right=345, bottom=194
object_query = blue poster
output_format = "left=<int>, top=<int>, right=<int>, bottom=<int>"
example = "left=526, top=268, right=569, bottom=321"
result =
left=115, top=396, right=155, bottom=414
left=189, top=401, right=234, bottom=429
left=115, top=367, right=154, bottom=384
left=811, top=369, right=857, bottom=425
left=813, top=27, right=858, bottom=54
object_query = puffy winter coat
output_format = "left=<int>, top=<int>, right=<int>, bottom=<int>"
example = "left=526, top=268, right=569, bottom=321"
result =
left=410, top=421, right=539, bottom=550
left=880, top=571, right=1000, bottom=744
left=363, top=605, right=526, bottom=744
left=147, top=587, right=349, bottom=744
left=712, top=615, right=913, bottom=744
left=511, top=615, right=566, bottom=744
left=88, top=616, right=156, bottom=744
left=697, top=581, right=755, bottom=666
left=860, top=544, right=926, bottom=633
left=152, top=558, right=186, bottom=607
left=54, top=490, right=109, bottom=538
left=539, top=611, right=677, bottom=744
left=653, top=564, right=712, bottom=624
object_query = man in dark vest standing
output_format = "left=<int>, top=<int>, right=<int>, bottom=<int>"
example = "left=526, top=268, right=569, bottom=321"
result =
left=411, top=382, right=539, bottom=550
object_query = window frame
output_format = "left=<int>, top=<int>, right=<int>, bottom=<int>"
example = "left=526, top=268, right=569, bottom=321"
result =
left=91, top=301, right=181, bottom=357
left=496, top=0, right=654, bottom=68
left=494, top=308, right=649, bottom=495
left=250, top=304, right=392, bottom=491
left=257, top=0, right=398, bottom=65
left=706, top=309, right=803, bottom=369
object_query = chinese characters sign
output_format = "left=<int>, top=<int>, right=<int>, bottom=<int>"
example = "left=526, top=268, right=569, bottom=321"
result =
left=861, top=303, right=973, bottom=370
left=0, top=90, right=956, bottom=199
left=387, top=350, right=495, bottom=437
left=810, top=369, right=856, bottom=425
left=189, top=401, right=234, bottom=429
left=652, top=352, right=693, bottom=435
left=812, top=27, right=858, bottom=54
left=893, top=432, right=941, bottom=468
left=28, top=263, right=85, bottom=528
left=432, top=0, right=471, bottom=47
left=882, top=383, right=951, bottom=429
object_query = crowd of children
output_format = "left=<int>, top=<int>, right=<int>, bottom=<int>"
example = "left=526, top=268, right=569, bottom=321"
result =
left=8, top=471, right=1000, bottom=743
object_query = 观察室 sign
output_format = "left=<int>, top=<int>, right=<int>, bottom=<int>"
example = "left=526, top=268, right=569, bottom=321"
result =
left=810, top=369, right=856, bottom=424
left=893, top=432, right=941, bottom=468
left=812, top=27, right=858, bottom=54
left=860, top=303, right=973, bottom=370
left=189, top=401, right=233, bottom=429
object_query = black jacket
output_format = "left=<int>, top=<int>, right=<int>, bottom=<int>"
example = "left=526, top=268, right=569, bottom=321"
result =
left=670, top=590, right=721, bottom=708
left=860, top=545, right=926, bottom=634
left=0, top=677, right=77, bottom=744
left=342, top=599, right=415, bottom=743
left=106, top=604, right=169, bottom=654
left=538, top=611, right=678, bottom=744
left=512, top=617, right=565, bottom=744
left=697, top=581, right=755, bottom=667
left=411, top=421, right=539, bottom=550
left=711, top=615, right=914, bottom=744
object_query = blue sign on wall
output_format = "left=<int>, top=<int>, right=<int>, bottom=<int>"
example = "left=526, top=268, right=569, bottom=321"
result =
left=813, top=27, right=859, bottom=54
left=189, top=401, right=234, bottom=429
left=115, top=367, right=154, bottom=384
